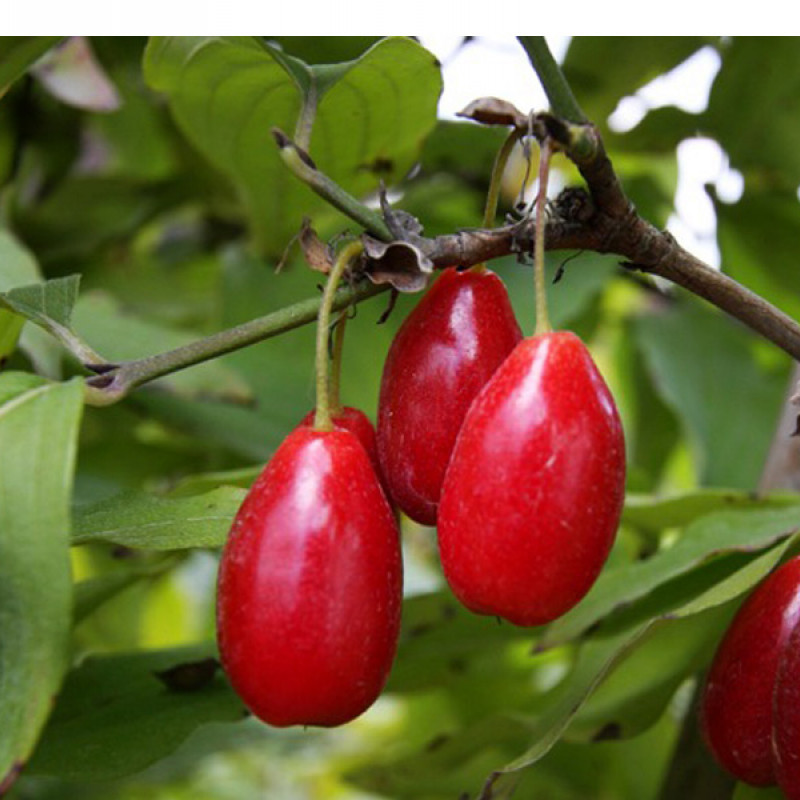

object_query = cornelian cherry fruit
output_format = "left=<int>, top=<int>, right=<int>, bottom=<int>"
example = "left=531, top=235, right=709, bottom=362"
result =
left=774, top=612, right=800, bottom=798
left=216, top=426, right=402, bottom=727
left=701, top=555, right=800, bottom=787
left=377, top=267, right=521, bottom=525
left=437, top=331, right=625, bottom=627
left=299, top=406, right=383, bottom=488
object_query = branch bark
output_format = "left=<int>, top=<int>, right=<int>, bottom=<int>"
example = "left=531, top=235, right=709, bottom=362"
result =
left=415, top=127, right=800, bottom=363
left=84, top=109, right=800, bottom=405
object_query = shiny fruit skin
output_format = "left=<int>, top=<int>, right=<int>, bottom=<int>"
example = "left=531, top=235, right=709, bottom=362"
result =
left=774, top=616, right=800, bottom=798
left=701, top=555, right=800, bottom=787
left=437, top=331, right=625, bottom=627
left=299, top=406, right=383, bottom=487
left=377, top=267, right=522, bottom=525
left=216, top=426, right=402, bottom=727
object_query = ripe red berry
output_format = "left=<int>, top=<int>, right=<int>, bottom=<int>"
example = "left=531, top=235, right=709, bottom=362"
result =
left=377, top=267, right=521, bottom=525
left=437, top=331, right=625, bottom=626
left=216, top=426, right=402, bottom=727
left=299, top=406, right=383, bottom=488
left=774, top=616, right=800, bottom=798
left=701, top=555, right=800, bottom=786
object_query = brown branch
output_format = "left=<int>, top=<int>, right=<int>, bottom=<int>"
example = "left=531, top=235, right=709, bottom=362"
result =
left=409, top=122, right=800, bottom=363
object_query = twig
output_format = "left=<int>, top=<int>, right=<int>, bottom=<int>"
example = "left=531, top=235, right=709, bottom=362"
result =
left=518, top=37, right=586, bottom=124
left=83, top=278, right=386, bottom=406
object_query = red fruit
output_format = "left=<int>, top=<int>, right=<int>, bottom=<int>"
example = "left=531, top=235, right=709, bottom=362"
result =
left=774, top=616, right=800, bottom=797
left=377, top=267, right=522, bottom=525
left=701, top=555, right=800, bottom=786
left=216, top=426, right=402, bottom=727
left=299, top=406, right=383, bottom=487
left=437, top=331, right=625, bottom=626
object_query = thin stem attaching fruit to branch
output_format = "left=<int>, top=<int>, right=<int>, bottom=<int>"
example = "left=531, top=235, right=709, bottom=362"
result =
left=483, top=127, right=524, bottom=230
left=533, top=139, right=553, bottom=336
left=472, top=126, right=525, bottom=275
left=329, top=311, right=347, bottom=416
left=83, top=277, right=387, bottom=407
left=314, top=241, right=363, bottom=431
left=272, top=128, right=393, bottom=242
left=518, top=37, right=586, bottom=124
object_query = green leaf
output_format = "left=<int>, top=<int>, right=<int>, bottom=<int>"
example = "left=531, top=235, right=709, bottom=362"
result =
left=144, top=37, right=442, bottom=255
left=541, top=504, right=800, bottom=648
left=615, top=317, right=681, bottom=491
left=636, top=299, right=789, bottom=488
left=0, top=376, right=84, bottom=791
left=26, top=645, right=246, bottom=780
left=705, top=38, right=800, bottom=187
left=72, top=486, right=246, bottom=550
left=13, top=176, right=186, bottom=270
left=387, top=592, right=533, bottom=695
left=0, top=37, right=61, bottom=94
left=2, top=275, right=80, bottom=329
left=623, top=488, right=800, bottom=533
left=568, top=604, right=732, bottom=741
left=716, top=187, right=800, bottom=324
left=0, top=274, right=110, bottom=366
left=168, top=465, right=261, bottom=497
left=672, top=536, right=795, bottom=618
left=733, top=783, right=786, bottom=799
left=135, top=390, right=282, bottom=462
left=484, top=624, right=651, bottom=794
left=611, top=105, right=708, bottom=154
left=0, top=230, right=45, bottom=361
left=484, top=538, right=794, bottom=789
left=562, top=37, right=713, bottom=129
left=501, top=252, right=619, bottom=336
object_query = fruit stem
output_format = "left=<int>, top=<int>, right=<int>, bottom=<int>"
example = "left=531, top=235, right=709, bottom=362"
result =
left=472, top=127, right=525, bottom=275
left=534, top=138, right=553, bottom=336
left=328, top=310, right=347, bottom=416
left=483, top=127, right=524, bottom=229
left=314, top=241, right=363, bottom=431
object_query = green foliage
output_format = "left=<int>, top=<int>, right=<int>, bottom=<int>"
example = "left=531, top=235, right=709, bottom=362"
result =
left=0, top=376, right=83, bottom=788
left=0, top=38, right=62, bottom=95
left=143, top=37, right=442, bottom=256
left=1, top=35, right=800, bottom=800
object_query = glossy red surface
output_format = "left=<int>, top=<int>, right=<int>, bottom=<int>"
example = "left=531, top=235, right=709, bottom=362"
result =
left=701, top=555, right=800, bottom=786
left=377, top=268, right=521, bottom=525
left=437, top=331, right=625, bottom=626
left=299, top=406, right=383, bottom=489
left=216, top=426, right=403, bottom=727
left=774, top=615, right=800, bottom=798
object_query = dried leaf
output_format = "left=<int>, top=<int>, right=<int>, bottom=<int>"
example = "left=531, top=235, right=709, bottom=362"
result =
left=457, top=97, right=526, bottom=128
left=362, top=236, right=433, bottom=293
left=298, top=219, right=332, bottom=274
left=379, top=188, right=425, bottom=239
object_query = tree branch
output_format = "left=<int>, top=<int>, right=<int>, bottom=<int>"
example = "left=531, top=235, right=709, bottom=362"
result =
left=83, top=106, right=800, bottom=406
left=518, top=37, right=587, bottom=124
left=83, top=278, right=387, bottom=406
left=415, top=128, right=800, bottom=363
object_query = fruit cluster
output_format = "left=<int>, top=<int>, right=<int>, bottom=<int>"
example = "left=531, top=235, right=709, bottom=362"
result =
left=702, top=555, right=800, bottom=798
left=216, top=265, right=626, bottom=728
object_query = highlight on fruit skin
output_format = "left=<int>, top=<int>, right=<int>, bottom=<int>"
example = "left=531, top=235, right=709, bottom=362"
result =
left=377, top=266, right=522, bottom=526
left=437, top=330, right=626, bottom=627
left=299, top=405, right=386, bottom=492
left=216, top=425, right=403, bottom=727
left=700, top=554, right=800, bottom=789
